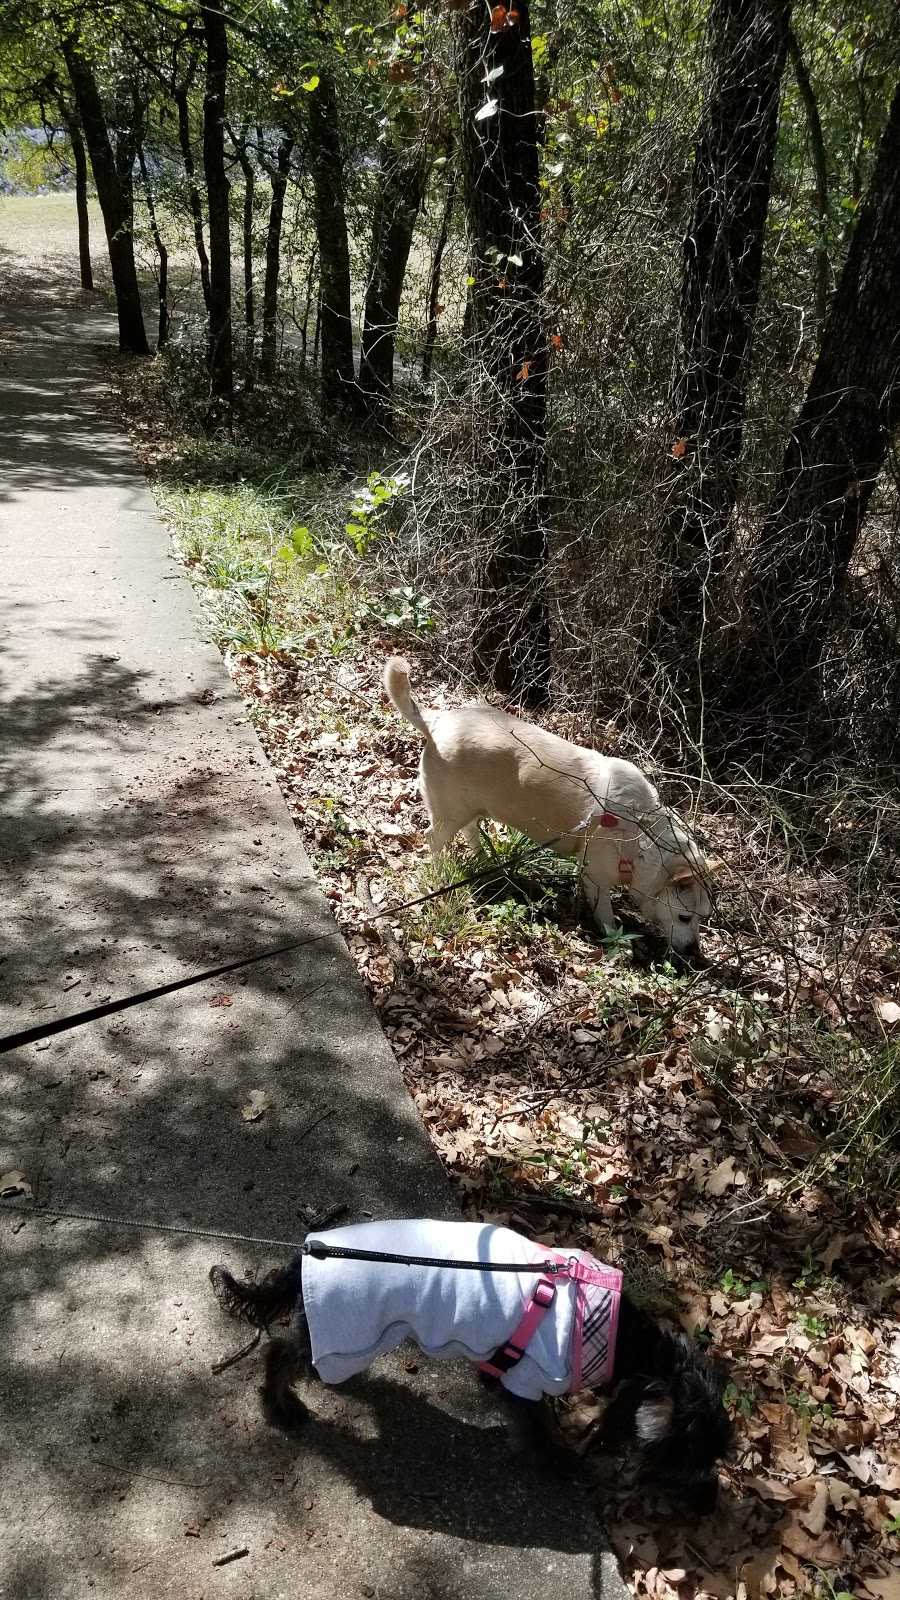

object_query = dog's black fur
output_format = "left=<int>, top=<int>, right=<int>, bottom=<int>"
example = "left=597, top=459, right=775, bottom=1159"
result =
left=210, top=1250, right=734, bottom=1516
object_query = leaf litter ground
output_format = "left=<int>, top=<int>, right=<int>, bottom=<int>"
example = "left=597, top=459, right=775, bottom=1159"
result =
left=223, top=642, right=900, bottom=1600
left=112, top=376, right=900, bottom=1600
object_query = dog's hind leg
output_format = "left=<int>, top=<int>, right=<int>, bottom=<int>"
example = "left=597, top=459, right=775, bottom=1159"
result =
left=261, top=1315, right=313, bottom=1430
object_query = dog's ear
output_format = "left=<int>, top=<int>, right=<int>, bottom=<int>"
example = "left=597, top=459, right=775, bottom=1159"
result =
left=667, top=858, right=698, bottom=887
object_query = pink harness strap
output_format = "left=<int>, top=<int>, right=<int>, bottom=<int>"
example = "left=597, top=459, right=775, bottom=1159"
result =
left=478, top=1276, right=557, bottom=1379
left=478, top=1252, right=623, bottom=1389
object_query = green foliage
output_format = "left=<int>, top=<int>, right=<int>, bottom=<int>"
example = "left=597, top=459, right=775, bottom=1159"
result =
left=345, top=471, right=410, bottom=557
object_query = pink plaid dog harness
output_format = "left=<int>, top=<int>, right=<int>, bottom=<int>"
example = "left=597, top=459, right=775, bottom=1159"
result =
left=478, top=1249, right=622, bottom=1391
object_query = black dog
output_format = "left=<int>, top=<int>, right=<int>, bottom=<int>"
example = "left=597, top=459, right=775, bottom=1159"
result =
left=210, top=1219, right=733, bottom=1515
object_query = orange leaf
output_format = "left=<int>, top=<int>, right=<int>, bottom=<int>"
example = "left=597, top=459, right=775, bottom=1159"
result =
left=490, top=5, right=508, bottom=29
left=517, top=361, right=532, bottom=380
left=394, top=3, right=407, bottom=13
left=551, top=332, right=564, bottom=349
left=672, top=437, right=687, bottom=458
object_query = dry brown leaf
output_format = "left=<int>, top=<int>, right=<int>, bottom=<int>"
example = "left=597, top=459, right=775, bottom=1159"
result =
left=0, top=1170, right=32, bottom=1198
left=746, top=1477, right=797, bottom=1504
left=241, top=1090, right=273, bottom=1122
left=705, top=1156, right=738, bottom=1195
left=866, top=1579, right=900, bottom=1600
left=799, top=1479, right=829, bottom=1535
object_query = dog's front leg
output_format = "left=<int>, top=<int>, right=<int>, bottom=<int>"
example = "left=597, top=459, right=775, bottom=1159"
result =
left=483, top=1381, right=576, bottom=1480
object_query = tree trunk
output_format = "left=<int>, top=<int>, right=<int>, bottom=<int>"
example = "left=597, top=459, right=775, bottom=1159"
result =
left=359, top=138, right=430, bottom=414
left=136, top=143, right=169, bottom=348
left=717, top=78, right=900, bottom=730
left=261, top=134, right=294, bottom=378
left=174, top=85, right=212, bottom=313
left=653, top=0, right=791, bottom=659
left=200, top=0, right=233, bottom=404
left=57, top=98, right=94, bottom=291
left=69, top=119, right=94, bottom=291
left=451, top=0, right=550, bottom=703
left=307, top=64, right=355, bottom=410
left=230, top=125, right=256, bottom=367
left=422, top=158, right=455, bottom=386
left=787, top=27, right=829, bottom=334
left=60, top=35, right=148, bottom=354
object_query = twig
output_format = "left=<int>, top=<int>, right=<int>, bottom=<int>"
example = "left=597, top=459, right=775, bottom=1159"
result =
left=297, top=1106, right=336, bottom=1144
left=356, top=873, right=408, bottom=967
left=213, top=1547, right=249, bottom=1567
left=211, top=1328, right=261, bottom=1373
left=88, top=1457, right=210, bottom=1489
left=494, top=1183, right=610, bottom=1223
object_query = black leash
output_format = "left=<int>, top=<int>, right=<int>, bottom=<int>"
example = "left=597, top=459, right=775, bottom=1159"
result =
left=0, top=821, right=593, bottom=1057
left=302, top=1239, right=571, bottom=1275
left=0, top=1198, right=567, bottom=1276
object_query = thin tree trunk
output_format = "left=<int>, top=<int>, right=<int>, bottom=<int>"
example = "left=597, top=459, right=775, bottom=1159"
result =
left=136, top=143, right=169, bottom=348
left=787, top=27, right=829, bottom=334
left=57, top=99, right=94, bottom=290
left=69, top=119, right=94, bottom=290
left=451, top=0, right=550, bottom=703
left=422, top=162, right=454, bottom=385
left=200, top=0, right=233, bottom=404
left=307, top=63, right=355, bottom=410
left=230, top=125, right=256, bottom=366
left=60, top=35, right=148, bottom=354
left=652, top=0, right=791, bottom=660
left=174, top=86, right=212, bottom=313
left=301, top=240, right=318, bottom=367
left=261, top=133, right=294, bottom=378
left=718, top=78, right=900, bottom=731
left=359, top=139, right=430, bottom=414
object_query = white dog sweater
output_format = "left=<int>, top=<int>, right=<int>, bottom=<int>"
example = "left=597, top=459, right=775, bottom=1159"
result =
left=302, top=1220, right=622, bottom=1402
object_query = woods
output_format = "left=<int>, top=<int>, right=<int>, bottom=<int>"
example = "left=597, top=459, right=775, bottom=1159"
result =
left=2, top=0, right=899, bottom=753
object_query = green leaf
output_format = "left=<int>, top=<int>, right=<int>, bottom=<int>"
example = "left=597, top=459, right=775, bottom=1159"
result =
left=301, top=75, right=321, bottom=91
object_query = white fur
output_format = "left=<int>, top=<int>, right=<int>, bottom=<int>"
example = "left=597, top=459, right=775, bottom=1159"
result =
left=383, top=657, right=711, bottom=956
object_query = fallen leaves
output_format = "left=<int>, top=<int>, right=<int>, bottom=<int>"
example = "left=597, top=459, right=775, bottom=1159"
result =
left=141, top=558, right=900, bottom=1600
left=241, top=1090, right=273, bottom=1121
left=0, top=1170, right=32, bottom=1198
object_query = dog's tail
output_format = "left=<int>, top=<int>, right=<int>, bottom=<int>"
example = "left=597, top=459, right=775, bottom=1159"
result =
left=383, top=655, right=431, bottom=740
left=210, top=1255, right=303, bottom=1330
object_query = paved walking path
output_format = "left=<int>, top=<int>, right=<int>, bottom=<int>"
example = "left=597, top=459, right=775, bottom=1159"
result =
left=0, top=289, right=623, bottom=1600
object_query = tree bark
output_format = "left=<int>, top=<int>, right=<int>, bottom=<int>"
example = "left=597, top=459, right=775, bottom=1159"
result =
left=230, top=125, right=256, bottom=366
left=200, top=0, right=233, bottom=403
left=60, top=35, right=148, bottom=354
left=71, top=123, right=94, bottom=291
left=174, top=84, right=212, bottom=313
left=451, top=0, right=550, bottom=703
left=260, top=133, right=294, bottom=378
left=653, top=0, right=791, bottom=659
left=359, top=138, right=430, bottom=413
left=717, top=78, right=900, bottom=730
left=57, top=99, right=94, bottom=291
left=307, top=63, right=355, bottom=410
left=136, top=142, right=169, bottom=348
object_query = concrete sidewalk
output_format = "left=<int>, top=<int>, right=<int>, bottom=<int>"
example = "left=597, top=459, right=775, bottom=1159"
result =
left=0, top=293, right=623, bottom=1600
